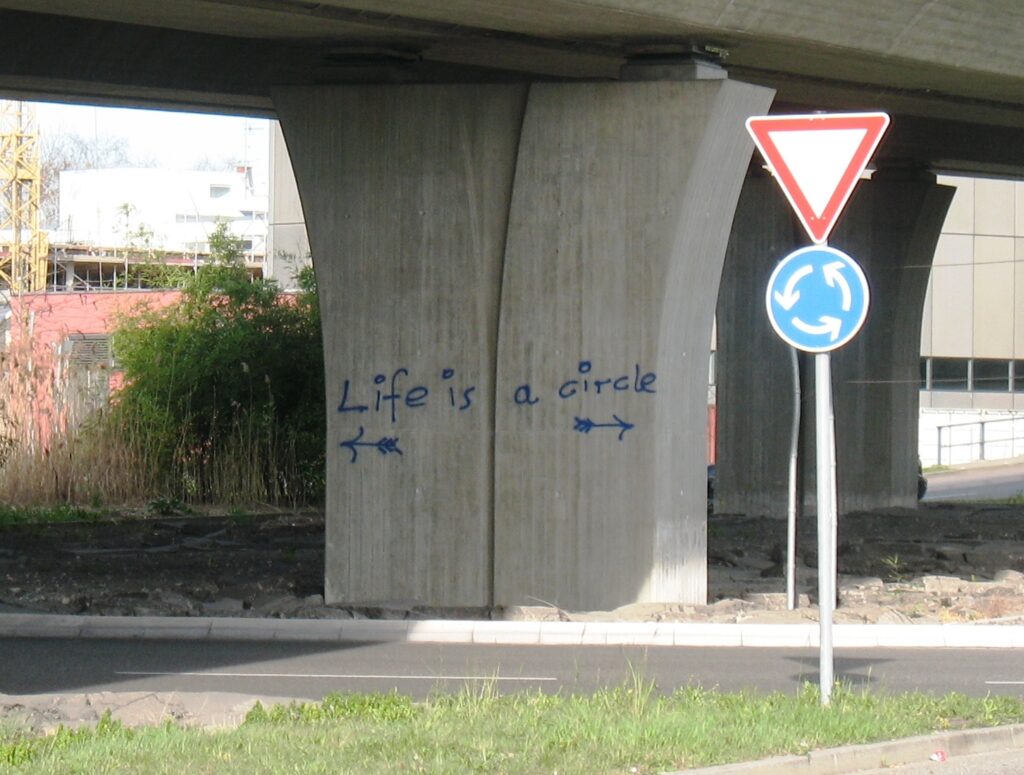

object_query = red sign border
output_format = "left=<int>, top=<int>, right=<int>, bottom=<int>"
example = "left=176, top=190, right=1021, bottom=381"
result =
left=745, top=113, right=890, bottom=244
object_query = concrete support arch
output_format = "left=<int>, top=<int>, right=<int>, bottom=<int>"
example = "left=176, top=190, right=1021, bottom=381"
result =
left=716, top=169, right=954, bottom=517
left=275, top=77, right=773, bottom=610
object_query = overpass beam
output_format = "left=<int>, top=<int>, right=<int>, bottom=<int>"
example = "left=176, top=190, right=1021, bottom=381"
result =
left=274, top=77, right=772, bottom=610
left=716, top=169, right=953, bottom=516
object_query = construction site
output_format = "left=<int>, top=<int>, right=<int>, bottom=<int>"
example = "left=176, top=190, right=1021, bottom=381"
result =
left=0, top=100, right=269, bottom=450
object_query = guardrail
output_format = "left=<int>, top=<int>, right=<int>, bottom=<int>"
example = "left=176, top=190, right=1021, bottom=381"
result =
left=935, top=416, right=1024, bottom=466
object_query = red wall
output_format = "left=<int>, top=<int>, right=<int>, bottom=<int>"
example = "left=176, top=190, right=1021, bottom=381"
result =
left=5, top=291, right=180, bottom=445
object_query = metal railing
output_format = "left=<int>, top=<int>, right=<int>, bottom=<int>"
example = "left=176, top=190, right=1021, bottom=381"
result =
left=935, top=416, right=1024, bottom=466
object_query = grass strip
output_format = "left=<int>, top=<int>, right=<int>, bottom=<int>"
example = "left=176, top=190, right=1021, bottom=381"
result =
left=4, top=682, right=1024, bottom=774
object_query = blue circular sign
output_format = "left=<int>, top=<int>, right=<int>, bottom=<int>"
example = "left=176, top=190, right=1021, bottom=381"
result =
left=765, top=245, right=869, bottom=353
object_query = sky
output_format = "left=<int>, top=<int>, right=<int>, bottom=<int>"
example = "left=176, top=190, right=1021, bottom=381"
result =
left=31, top=100, right=271, bottom=193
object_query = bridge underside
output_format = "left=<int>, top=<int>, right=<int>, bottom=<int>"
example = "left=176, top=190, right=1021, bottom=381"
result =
left=0, top=2, right=1022, bottom=609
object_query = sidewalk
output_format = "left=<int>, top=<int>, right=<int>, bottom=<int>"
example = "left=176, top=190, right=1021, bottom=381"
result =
left=2, top=611, right=1024, bottom=647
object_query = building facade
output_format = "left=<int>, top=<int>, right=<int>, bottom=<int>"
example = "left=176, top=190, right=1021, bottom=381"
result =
left=919, top=175, right=1024, bottom=464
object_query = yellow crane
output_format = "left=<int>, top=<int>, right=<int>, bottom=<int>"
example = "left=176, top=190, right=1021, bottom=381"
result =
left=0, top=100, right=48, bottom=293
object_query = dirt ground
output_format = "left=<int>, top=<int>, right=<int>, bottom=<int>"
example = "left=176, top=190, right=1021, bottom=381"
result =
left=1, top=502, right=1024, bottom=624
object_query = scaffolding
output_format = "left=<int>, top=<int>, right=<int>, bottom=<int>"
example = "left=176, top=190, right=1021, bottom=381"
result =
left=0, top=101, right=48, bottom=293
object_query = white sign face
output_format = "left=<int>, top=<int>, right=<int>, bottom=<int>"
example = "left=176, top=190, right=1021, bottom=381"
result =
left=746, top=113, right=890, bottom=244
left=765, top=245, right=870, bottom=353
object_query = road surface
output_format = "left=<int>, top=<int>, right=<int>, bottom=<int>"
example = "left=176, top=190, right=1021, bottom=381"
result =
left=1, top=638, right=1022, bottom=700
left=922, top=460, right=1024, bottom=502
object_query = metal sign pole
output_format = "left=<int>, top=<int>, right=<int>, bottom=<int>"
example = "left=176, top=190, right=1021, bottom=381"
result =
left=815, top=352, right=836, bottom=705
left=787, top=347, right=800, bottom=610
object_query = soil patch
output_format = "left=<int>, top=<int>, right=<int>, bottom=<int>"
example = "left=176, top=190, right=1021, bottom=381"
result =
left=1, top=502, right=1024, bottom=623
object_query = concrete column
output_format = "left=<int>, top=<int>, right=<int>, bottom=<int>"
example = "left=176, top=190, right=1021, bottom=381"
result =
left=715, top=174, right=804, bottom=517
left=828, top=169, right=954, bottom=510
left=274, top=77, right=773, bottom=610
left=716, top=169, right=953, bottom=516
left=274, top=85, right=529, bottom=606
left=494, top=79, right=773, bottom=609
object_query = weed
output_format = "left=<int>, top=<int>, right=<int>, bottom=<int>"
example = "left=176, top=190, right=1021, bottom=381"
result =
left=881, top=554, right=908, bottom=582
left=146, top=496, right=191, bottom=517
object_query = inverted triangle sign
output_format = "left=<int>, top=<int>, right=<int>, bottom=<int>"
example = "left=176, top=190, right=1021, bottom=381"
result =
left=746, top=112, right=890, bottom=244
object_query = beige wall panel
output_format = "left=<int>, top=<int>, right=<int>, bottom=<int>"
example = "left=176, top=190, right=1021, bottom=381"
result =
left=1015, top=261, right=1024, bottom=359
left=929, top=263, right=973, bottom=357
left=975, top=392, right=1013, bottom=411
left=928, top=392, right=975, bottom=410
left=973, top=263, right=1014, bottom=358
left=974, top=178, right=1016, bottom=237
left=920, top=280, right=933, bottom=355
left=1017, top=182, right=1024, bottom=236
left=936, top=176, right=974, bottom=235
left=932, top=232, right=972, bottom=267
left=975, top=235, right=1014, bottom=265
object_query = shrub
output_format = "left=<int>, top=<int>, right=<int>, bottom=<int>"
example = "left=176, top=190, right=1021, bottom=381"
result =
left=105, top=223, right=325, bottom=505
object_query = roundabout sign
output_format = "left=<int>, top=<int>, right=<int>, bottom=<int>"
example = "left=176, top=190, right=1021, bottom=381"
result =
left=765, top=245, right=869, bottom=353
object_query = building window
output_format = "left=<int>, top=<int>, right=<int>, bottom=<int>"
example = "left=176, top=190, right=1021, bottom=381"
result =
left=972, top=359, right=1010, bottom=392
left=930, top=357, right=969, bottom=391
left=1014, top=361, right=1024, bottom=392
left=64, top=334, right=113, bottom=367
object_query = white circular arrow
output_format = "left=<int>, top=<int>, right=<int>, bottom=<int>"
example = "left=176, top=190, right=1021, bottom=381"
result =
left=822, top=261, right=852, bottom=312
left=773, top=265, right=812, bottom=311
left=793, top=315, right=842, bottom=342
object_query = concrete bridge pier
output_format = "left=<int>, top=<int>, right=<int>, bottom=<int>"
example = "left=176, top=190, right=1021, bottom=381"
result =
left=826, top=169, right=954, bottom=510
left=274, top=75, right=773, bottom=610
left=716, top=169, right=954, bottom=516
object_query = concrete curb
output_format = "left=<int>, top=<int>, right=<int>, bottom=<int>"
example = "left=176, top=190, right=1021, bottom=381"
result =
left=1, top=614, right=1024, bottom=647
left=672, top=723, right=1024, bottom=774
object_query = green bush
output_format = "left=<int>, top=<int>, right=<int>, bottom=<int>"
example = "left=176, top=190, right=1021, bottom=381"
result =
left=106, top=223, right=325, bottom=505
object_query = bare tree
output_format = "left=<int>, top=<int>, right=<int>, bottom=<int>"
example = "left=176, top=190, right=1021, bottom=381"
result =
left=39, top=130, right=144, bottom=228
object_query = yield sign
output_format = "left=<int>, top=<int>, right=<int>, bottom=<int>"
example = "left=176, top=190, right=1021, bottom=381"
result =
left=745, top=112, right=890, bottom=244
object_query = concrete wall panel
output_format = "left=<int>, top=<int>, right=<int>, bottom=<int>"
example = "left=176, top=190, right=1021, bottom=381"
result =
left=937, top=176, right=973, bottom=235
left=274, top=85, right=529, bottom=606
left=715, top=174, right=804, bottom=517
left=494, top=79, right=773, bottom=609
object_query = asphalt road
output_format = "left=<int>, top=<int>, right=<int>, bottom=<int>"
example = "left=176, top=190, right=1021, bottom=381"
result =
left=923, top=460, right=1024, bottom=501
left=2, top=638, right=1023, bottom=700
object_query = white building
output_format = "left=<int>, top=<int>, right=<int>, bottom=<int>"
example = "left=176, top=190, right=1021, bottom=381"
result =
left=56, top=167, right=267, bottom=259
left=918, top=175, right=1024, bottom=465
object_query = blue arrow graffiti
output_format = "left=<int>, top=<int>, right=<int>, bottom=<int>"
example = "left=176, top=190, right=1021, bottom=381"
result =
left=573, top=415, right=634, bottom=442
left=340, top=427, right=403, bottom=463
